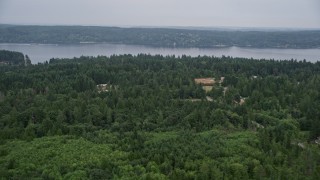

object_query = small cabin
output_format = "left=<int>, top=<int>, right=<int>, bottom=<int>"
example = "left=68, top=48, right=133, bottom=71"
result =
left=96, top=84, right=109, bottom=93
left=219, top=77, right=225, bottom=84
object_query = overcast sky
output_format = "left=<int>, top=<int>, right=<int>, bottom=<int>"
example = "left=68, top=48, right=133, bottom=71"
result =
left=0, top=0, right=319, bottom=28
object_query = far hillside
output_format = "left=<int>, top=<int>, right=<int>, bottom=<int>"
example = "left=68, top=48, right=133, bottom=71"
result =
left=0, top=25, right=320, bottom=48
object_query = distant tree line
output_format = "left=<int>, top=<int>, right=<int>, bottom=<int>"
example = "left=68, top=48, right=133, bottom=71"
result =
left=0, top=50, right=31, bottom=65
left=1, top=25, right=320, bottom=48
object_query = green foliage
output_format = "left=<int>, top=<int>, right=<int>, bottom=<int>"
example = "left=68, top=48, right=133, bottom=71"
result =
left=0, top=54, right=319, bottom=179
left=0, top=136, right=127, bottom=179
left=0, top=50, right=26, bottom=65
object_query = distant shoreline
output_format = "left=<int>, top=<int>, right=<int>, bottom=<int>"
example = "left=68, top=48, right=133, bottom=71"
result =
left=1, top=43, right=319, bottom=50
left=1, top=25, right=320, bottom=49
left=1, top=43, right=319, bottom=64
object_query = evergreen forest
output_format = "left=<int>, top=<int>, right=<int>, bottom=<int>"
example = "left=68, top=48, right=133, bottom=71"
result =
left=0, top=54, right=319, bottom=179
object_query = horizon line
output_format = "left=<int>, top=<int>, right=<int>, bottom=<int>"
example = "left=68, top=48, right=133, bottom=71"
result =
left=1, top=23, right=320, bottom=31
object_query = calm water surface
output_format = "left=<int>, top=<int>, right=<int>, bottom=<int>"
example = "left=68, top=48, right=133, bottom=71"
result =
left=0, top=43, right=319, bottom=63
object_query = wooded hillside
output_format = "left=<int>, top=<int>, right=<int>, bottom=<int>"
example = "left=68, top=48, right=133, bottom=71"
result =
left=0, top=55, right=319, bottom=179
left=1, top=25, right=320, bottom=48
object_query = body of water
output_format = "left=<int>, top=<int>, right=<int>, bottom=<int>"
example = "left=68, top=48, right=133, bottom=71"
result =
left=0, top=43, right=319, bottom=63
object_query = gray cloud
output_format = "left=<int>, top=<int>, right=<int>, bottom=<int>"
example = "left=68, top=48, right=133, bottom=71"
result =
left=0, top=0, right=319, bottom=28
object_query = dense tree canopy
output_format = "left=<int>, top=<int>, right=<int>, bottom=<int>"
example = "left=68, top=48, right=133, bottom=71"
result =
left=0, top=54, right=319, bottom=179
left=0, top=50, right=29, bottom=65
